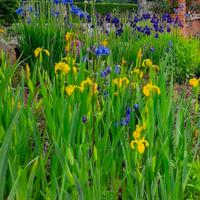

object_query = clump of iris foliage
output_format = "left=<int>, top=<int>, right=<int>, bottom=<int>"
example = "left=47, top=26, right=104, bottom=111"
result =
left=0, top=0, right=200, bottom=199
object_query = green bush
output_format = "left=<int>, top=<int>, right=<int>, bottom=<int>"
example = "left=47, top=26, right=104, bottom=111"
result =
left=0, top=0, right=19, bottom=26
left=109, top=31, right=200, bottom=82
left=74, top=2, right=137, bottom=15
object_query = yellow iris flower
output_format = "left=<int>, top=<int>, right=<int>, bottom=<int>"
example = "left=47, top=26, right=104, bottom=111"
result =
left=65, top=32, right=73, bottom=42
left=81, top=77, right=93, bottom=88
left=55, top=62, right=71, bottom=74
left=133, top=124, right=146, bottom=139
left=101, top=39, right=108, bottom=47
left=131, top=68, right=144, bottom=78
left=142, top=59, right=153, bottom=68
left=76, top=77, right=93, bottom=93
left=34, top=47, right=50, bottom=58
left=65, top=85, right=76, bottom=96
left=92, top=83, right=98, bottom=94
left=130, top=137, right=149, bottom=154
left=143, top=81, right=160, bottom=97
left=189, top=78, right=200, bottom=88
left=113, top=77, right=129, bottom=88
left=151, top=65, right=159, bottom=71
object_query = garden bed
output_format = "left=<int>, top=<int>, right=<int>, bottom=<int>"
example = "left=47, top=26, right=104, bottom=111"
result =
left=0, top=1, right=200, bottom=199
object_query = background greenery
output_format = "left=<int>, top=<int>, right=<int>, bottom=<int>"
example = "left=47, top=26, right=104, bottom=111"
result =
left=0, top=0, right=19, bottom=26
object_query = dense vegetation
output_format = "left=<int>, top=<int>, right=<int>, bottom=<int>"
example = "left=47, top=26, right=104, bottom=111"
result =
left=0, top=0, right=200, bottom=199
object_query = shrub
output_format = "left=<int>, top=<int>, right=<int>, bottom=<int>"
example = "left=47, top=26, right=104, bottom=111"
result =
left=74, top=2, right=137, bottom=14
left=0, top=0, right=19, bottom=26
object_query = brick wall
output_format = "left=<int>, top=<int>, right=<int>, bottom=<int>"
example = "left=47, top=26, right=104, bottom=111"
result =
left=185, top=18, right=200, bottom=36
left=171, top=0, right=200, bottom=36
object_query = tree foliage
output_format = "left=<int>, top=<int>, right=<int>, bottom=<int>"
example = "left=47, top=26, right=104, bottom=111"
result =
left=0, top=0, right=19, bottom=26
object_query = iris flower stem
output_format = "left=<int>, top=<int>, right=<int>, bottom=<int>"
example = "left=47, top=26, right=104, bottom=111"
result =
left=91, top=56, right=96, bottom=149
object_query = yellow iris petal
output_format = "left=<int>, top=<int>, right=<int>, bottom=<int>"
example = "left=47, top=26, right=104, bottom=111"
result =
left=101, top=40, right=108, bottom=47
left=130, top=137, right=149, bottom=154
left=143, top=85, right=150, bottom=97
left=34, top=47, right=42, bottom=57
left=65, top=85, right=76, bottom=96
left=55, top=62, right=71, bottom=74
left=113, top=77, right=129, bottom=88
left=44, top=49, right=50, bottom=56
left=138, top=142, right=145, bottom=154
left=142, top=59, right=153, bottom=67
left=65, top=32, right=73, bottom=42
left=189, top=78, right=199, bottom=88
left=143, top=81, right=160, bottom=97
left=34, top=47, right=50, bottom=58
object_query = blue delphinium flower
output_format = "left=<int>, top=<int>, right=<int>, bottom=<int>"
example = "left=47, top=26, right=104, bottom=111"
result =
left=159, top=26, right=164, bottom=33
left=121, top=107, right=132, bottom=126
left=114, top=65, right=120, bottom=74
left=150, top=47, right=155, bottom=52
left=142, top=13, right=151, bottom=20
left=51, top=9, right=59, bottom=17
left=137, top=26, right=142, bottom=32
left=151, top=15, right=159, bottom=24
left=82, top=115, right=87, bottom=124
left=153, top=23, right=159, bottom=32
left=162, top=13, right=169, bottom=21
left=116, top=27, right=123, bottom=36
left=71, top=6, right=80, bottom=15
left=28, top=6, right=33, bottom=13
left=166, top=27, right=171, bottom=33
left=101, top=71, right=108, bottom=78
left=111, top=17, right=119, bottom=24
left=167, top=16, right=173, bottom=24
left=105, top=14, right=112, bottom=23
left=100, top=66, right=111, bottom=78
left=55, top=10, right=59, bottom=17
left=53, top=0, right=59, bottom=5
left=95, top=46, right=110, bottom=56
left=87, top=15, right=91, bottom=23
left=144, top=26, right=151, bottom=35
left=134, top=104, right=139, bottom=110
left=134, top=16, right=140, bottom=23
left=154, top=33, right=159, bottom=38
left=168, top=41, right=173, bottom=47
left=106, top=66, right=111, bottom=73
left=71, top=5, right=86, bottom=19
left=16, top=7, right=23, bottom=15
left=62, top=0, right=73, bottom=5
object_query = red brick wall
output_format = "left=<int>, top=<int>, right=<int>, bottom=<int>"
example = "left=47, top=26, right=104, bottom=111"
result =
left=171, top=0, right=200, bottom=36
left=190, top=19, right=200, bottom=36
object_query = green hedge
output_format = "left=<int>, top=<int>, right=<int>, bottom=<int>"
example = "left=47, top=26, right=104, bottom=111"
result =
left=0, top=0, right=19, bottom=26
left=74, top=2, right=137, bottom=15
